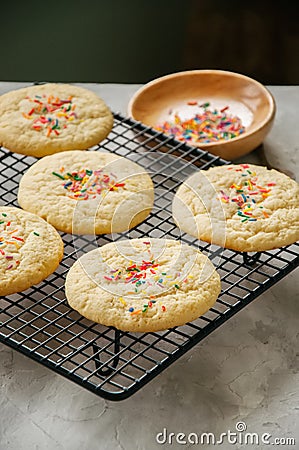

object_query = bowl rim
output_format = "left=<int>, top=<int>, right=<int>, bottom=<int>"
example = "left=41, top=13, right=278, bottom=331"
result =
left=127, top=69, right=276, bottom=148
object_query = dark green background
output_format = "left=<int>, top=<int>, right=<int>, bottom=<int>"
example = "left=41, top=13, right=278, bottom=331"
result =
left=1, top=0, right=298, bottom=84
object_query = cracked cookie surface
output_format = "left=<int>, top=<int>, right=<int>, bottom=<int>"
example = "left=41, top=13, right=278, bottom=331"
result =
left=172, top=164, right=299, bottom=252
left=0, top=207, right=63, bottom=296
left=0, top=83, right=113, bottom=157
left=18, top=150, right=154, bottom=234
left=65, top=238, right=221, bottom=332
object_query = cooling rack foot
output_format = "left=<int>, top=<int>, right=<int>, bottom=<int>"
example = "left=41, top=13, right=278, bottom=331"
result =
left=243, top=252, right=262, bottom=267
left=92, top=329, right=121, bottom=376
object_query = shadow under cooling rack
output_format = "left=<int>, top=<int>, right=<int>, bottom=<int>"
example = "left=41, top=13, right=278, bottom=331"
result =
left=1, top=113, right=298, bottom=400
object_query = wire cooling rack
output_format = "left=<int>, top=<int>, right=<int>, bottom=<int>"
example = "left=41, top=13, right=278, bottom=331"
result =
left=1, top=113, right=298, bottom=401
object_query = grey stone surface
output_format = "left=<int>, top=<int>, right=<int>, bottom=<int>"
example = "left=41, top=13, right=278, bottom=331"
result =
left=0, top=83, right=298, bottom=450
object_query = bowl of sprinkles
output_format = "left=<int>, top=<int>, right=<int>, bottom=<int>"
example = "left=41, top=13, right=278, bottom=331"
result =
left=128, top=70, right=276, bottom=160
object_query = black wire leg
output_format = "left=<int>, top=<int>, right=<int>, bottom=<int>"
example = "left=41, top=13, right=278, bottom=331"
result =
left=92, top=329, right=121, bottom=376
left=243, top=252, right=262, bottom=267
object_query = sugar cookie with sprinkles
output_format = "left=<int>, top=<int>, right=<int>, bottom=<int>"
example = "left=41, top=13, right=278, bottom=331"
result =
left=0, top=84, right=113, bottom=157
left=0, top=207, right=63, bottom=296
left=172, top=164, right=299, bottom=252
left=18, top=150, right=154, bottom=234
left=65, top=238, right=221, bottom=332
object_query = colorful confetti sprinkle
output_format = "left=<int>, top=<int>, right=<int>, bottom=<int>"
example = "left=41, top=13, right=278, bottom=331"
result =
left=103, top=243, right=187, bottom=316
left=155, top=102, right=245, bottom=144
left=52, top=168, right=126, bottom=200
left=219, top=164, right=275, bottom=223
left=0, top=216, right=26, bottom=270
left=22, top=94, right=78, bottom=137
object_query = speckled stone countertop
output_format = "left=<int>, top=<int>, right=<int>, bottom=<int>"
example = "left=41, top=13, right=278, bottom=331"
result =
left=0, top=84, right=298, bottom=450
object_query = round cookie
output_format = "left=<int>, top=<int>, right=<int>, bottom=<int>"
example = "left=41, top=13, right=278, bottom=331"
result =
left=172, top=163, right=299, bottom=252
left=0, top=206, right=63, bottom=296
left=18, top=150, right=154, bottom=234
left=0, top=83, right=113, bottom=157
left=65, top=238, right=221, bottom=332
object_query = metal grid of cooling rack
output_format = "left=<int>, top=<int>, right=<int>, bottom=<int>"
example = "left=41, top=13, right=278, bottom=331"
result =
left=1, top=112, right=299, bottom=401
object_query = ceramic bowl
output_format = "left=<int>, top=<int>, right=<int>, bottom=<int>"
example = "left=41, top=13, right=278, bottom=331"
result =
left=128, top=70, right=276, bottom=160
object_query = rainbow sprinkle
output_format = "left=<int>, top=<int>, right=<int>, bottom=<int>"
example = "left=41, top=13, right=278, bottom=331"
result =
left=218, top=164, right=275, bottom=223
left=103, top=243, right=190, bottom=316
left=22, top=94, right=78, bottom=137
left=155, top=102, right=245, bottom=144
left=52, top=168, right=126, bottom=200
left=0, top=214, right=41, bottom=270
left=0, top=215, right=29, bottom=270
